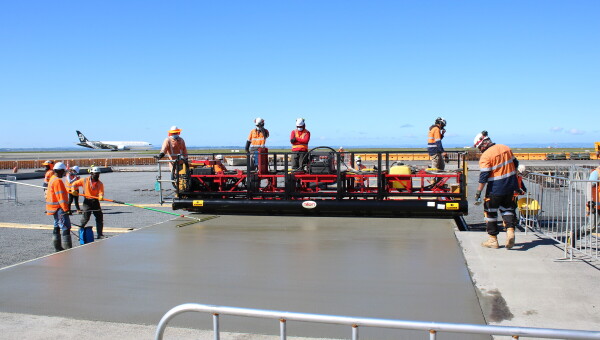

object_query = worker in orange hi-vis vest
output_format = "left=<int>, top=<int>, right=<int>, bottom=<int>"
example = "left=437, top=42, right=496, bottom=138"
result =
left=245, top=117, right=269, bottom=170
left=65, top=165, right=82, bottom=213
left=290, top=118, right=311, bottom=170
left=156, top=126, right=188, bottom=168
left=73, top=166, right=105, bottom=239
left=427, top=117, right=448, bottom=170
left=42, top=160, right=55, bottom=188
left=45, top=162, right=72, bottom=252
left=474, top=130, right=520, bottom=250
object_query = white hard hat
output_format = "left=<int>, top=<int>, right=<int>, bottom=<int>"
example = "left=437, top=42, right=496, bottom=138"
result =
left=517, top=165, right=526, bottom=174
left=355, top=156, right=362, bottom=161
left=90, top=166, right=101, bottom=173
left=296, top=118, right=305, bottom=127
left=53, top=162, right=67, bottom=171
left=254, top=117, right=264, bottom=126
left=435, top=117, right=447, bottom=127
left=169, top=126, right=181, bottom=134
left=215, top=155, right=223, bottom=160
left=473, top=131, right=490, bottom=148
left=71, top=166, right=80, bottom=173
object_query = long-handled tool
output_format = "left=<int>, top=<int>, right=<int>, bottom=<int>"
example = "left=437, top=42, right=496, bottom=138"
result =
left=0, top=178, right=217, bottom=225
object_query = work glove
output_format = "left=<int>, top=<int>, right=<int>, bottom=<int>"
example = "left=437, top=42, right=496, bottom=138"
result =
left=65, top=210, right=72, bottom=215
left=154, top=152, right=165, bottom=160
left=291, top=138, right=297, bottom=143
left=98, top=194, right=104, bottom=201
left=474, top=190, right=482, bottom=205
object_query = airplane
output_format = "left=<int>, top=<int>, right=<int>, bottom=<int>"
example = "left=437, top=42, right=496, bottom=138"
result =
left=75, top=130, right=152, bottom=151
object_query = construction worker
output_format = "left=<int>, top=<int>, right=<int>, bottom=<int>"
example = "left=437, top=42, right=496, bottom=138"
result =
left=42, top=160, right=55, bottom=188
left=354, top=156, right=366, bottom=170
left=46, top=162, right=72, bottom=251
left=586, top=166, right=600, bottom=225
left=65, top=166, right=82, bottom=213
left=515, top=165, right=527, bottom=198
left=245, top=117, right=269, bottom=169
left=214, top=155, right=227, bottom=173
left=156, top=126, right=188, bottom=167
left=427, top=117, right=447, bottom=170
left=73, top=166, right=105, bottom=239
left=474, top=131, right=520, bottom=249
left=290, top=118, right=311, bottom=170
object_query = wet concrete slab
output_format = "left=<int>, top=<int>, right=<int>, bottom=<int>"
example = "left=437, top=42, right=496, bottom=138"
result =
left=0, top=215, right=487, bottom=339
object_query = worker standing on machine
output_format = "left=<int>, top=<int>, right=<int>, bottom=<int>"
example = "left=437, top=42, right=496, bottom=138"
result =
left=46, top=162, right=72, bottom=251
left=245, top=117, right=269, bottom=170
left=427, top=117, right=448, bottom=170
left=42, top=160, right=55, bottom=188
left=65, top=165, right=82, bottom=213
left=73, top=167, right=105, bottom=239
left=290, top=118, right=310, bottom=170
left=156, top=126, right=188, bottom=168
left=473, top=131, right=520, bottom=250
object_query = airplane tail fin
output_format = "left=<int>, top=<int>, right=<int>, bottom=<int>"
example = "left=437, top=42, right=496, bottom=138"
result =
left=76, top=130, right=88, bottom=143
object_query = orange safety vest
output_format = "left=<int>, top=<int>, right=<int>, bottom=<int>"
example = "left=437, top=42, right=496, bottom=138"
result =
left=592, top=169, right=600, bottom=203
left=46, top=176, right=69, bottom=215
left=479, top=144, right=518, bottom=196
left=44, top=169, right=54, bottom=184
left=161, top=136, right=188, bottom=159
left=65, top=174, right=80, bottom=194
left=427, top=126, right=444, bottom=154
left=291, top=130, right=309, bottom=152
left=248, top=129, right=268, bottom=148
left=73, top=177, right=104, bottom=198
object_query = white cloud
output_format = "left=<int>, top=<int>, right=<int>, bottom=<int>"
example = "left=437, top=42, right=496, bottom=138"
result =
left=568, top=128, right=585, bottom=135
left=550, top=127, right=563, bottom=133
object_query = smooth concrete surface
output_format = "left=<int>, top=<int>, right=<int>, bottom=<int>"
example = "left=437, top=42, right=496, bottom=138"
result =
left=456, top=231, right=600, bottom=331
left=0, top=215, right=486, bottom=339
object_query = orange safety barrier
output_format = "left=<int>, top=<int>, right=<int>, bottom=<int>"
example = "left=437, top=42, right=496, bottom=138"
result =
left=527, top=153, right=547, bottom=160
left=514, top=153, right=529, bottom=160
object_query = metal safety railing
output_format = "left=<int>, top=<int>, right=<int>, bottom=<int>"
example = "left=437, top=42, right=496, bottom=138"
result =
left=521, top=166, right=599, bottom=261
left=0, top=175, right=18, bottom=204
left=155, top=303, right=600, bottom=340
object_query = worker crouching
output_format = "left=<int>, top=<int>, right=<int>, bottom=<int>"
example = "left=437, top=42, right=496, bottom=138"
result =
left=474, top=131, right=520, bottom=249
left=46, top=162, right=72, bottom=251
left=73, top=167, right=105, bottom=239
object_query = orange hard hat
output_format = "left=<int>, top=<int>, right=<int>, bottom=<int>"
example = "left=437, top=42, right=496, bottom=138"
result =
left=168, top=125, right=181, bottom=134
left=42, top=160, right=54, bottom=166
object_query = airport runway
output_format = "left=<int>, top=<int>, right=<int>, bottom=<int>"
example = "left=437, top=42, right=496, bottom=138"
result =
left=1, top=159, right=599, bottom=339
left=0, top=215, right=486, bottom=339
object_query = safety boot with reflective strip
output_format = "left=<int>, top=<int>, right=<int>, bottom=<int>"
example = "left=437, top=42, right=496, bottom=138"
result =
left=506, top=228, right=515, bottom=249
left=481, top=235, right=499, bottom=249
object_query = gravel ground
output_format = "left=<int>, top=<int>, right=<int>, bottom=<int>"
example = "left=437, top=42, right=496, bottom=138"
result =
left=0, top=169, right=180, bottom=268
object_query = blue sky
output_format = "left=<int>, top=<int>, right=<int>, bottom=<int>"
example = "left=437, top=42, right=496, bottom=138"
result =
left=1, top=1, right=598, bottom=149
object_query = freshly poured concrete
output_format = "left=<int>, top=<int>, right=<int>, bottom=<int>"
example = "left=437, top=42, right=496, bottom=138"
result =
left=0, top=215, right=486, bottom=339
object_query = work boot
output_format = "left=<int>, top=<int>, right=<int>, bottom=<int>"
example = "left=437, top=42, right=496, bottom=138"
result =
left=53, top=234, right=64, bottom=252
left=481, top=235, right=499, bottom=249
left=506, top=228, right=516, bottom=249
left=61, top=234, right=73, bottom=250
left=96, top=225, right=104, bottom=239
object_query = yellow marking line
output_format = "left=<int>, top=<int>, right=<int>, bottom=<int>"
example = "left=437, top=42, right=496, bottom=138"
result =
left=100, top=203, right=168, bottom=208
left=0, top=223, right=133, bottom=233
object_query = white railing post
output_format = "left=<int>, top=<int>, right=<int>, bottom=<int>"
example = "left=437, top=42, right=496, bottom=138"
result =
left=213, top=313, right=220, bottom=340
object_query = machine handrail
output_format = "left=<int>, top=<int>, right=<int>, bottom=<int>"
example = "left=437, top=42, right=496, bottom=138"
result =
left=155, top=303, right=600, bottom=340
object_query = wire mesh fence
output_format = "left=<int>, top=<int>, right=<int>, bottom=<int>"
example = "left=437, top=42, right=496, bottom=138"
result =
left=521, top=166, right=599, bottom=261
